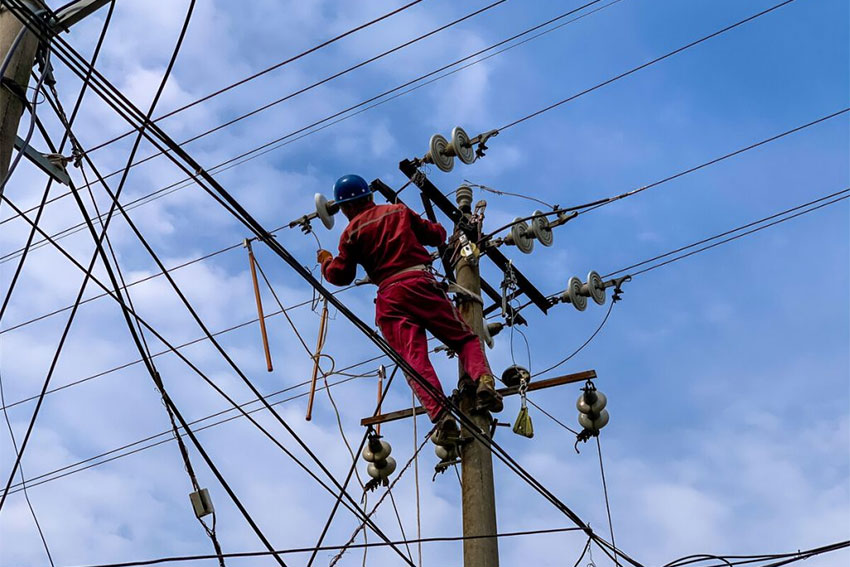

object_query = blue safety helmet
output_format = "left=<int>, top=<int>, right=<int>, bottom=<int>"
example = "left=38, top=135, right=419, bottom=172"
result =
left=333, top=174, right=371, bottom=205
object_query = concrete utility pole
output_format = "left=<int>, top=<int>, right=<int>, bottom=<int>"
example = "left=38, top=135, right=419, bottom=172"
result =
left=0, top=2, right=43, bottom=180
left=0, top=0, right=111, bottom=181
left=454, top=185, right=500, bottom=567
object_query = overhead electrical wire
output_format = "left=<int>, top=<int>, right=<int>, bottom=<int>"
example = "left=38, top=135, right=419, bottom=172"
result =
left=6, top=102, right=842, bottom=349
left=0, top=50, right=57, bottom=567
left=5, top=1, right=802, bottom=561
left=0, top=4, right=828, bottom=567
left=5, top=3, right=244, bottom=564
left=5, top=369, right=377, bottom=496
left=59, top=526, right=587, bottom=567
left=480, top=106, right=849, bottom=243
left=662, top=541, right=850, bottom=567
left=82, top=0, right=428, bottom=154
left=604, top=188, right=849, bottom=279
left=0, top=0, right=620, bottom=252
left=0, top=2, right=118, bottom=562
left=4, top=0, right=803, bottom=261
left=1, top=188, right=414, bottom=565
left=9, top=4, right=783, bottom=560
left=498, top=0, right=797, bottom=131
left=0, top=0, right=510, bottom=230
left=0, top=23, right=418, bottom=558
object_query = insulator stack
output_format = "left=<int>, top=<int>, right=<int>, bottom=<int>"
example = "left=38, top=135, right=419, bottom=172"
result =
left=576, top=384, right=609, bottom=436
left=559, top=270, right=607, bottom=311
left=363, top=436, right=396, bottom=490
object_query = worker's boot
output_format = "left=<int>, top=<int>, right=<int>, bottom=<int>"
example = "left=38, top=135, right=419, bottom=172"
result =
left=431, top=412, right=461, bottom=447
left=475, top=374, right=504, bottom=413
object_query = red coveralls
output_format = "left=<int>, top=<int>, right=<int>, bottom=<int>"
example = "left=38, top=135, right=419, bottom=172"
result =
left=322, top=201, right=492, bottom=422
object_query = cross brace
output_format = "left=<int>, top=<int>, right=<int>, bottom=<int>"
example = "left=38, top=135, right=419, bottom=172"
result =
left=360, top=369, right=596, bottom=427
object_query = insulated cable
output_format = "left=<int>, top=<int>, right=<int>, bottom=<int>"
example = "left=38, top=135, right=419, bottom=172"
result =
left=0, top=0, right=619, bottom=241
left=8, top=6, right=644, bottom=559
left=479, top=107, right=849, bottom=243
left=82, top=0, right=428, bottom=155
left=497, top=0, right=797, bottom=132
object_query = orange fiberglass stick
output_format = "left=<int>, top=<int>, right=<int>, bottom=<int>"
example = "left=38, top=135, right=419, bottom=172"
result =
left=305, top=297, right=329, bottom=421
left=244, top=240, right=273, bottom=372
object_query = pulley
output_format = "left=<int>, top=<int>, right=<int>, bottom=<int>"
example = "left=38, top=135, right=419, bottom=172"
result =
left=501, top=364, right=530, bottom=388
left=426, top=133, right=454, bottom=172
left=530, top=210, right=554, bottom=247
left=506, top=218, right=534, bottom=254
left=584, top=270, right=606, bottom=306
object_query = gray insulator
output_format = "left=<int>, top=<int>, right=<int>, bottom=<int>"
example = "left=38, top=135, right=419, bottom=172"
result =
left=578, top=409, right=610, bottom=432
left=362, top=440, right=391, bottom=463
left=367, top=457, right=397, bottom=480
left=577, top=391, right=607, bottom=414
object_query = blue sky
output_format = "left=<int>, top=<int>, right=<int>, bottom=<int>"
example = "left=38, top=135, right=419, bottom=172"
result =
left=0, top=0, right=847, bottom=565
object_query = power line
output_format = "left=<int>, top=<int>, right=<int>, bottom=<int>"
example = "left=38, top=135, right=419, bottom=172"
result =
left=5, top=371, right=368, bottom=496
left=82, top=0, right=427, bottom=154
left=662, top=541, right=850, bottom=567
left=65, top=526, right=585, bottom=567
left=607, top=189, right=849, bottom=278
left=7, top=2, right=702, bottom=558
left=7, top=100, right=842, bottom=342
left=480, top=107, right=850, bottom=242
left=0, top=187, right=411, bottom=563
left=0, top=0, right=619, bottom=248
left=1, top=16, right=417, bottom=558
left=0, top=3, right=117, bottom=563
left=87, top=0, right=507, bottom=163
left=498, top=0, right=797, bottom=131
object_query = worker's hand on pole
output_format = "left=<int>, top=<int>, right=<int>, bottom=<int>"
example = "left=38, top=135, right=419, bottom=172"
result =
left=317, top=249, right=333, bottom=264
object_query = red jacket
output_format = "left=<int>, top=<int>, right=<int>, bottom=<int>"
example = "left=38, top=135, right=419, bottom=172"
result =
left=322, top=202, right=446, bottom=287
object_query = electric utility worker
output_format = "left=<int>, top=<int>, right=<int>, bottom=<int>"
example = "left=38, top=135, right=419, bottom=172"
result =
left=318, top=174, right=503, bottom=446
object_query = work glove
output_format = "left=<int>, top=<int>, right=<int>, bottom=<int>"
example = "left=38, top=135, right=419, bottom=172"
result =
left=317, top=249, right=333, bottom=264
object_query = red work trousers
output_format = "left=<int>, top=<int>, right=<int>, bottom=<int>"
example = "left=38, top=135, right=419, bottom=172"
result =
left=375, top=271, right=492, bottom=422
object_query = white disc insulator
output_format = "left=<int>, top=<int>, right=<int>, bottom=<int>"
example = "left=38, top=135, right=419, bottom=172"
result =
left=428, top=134, right=454, bottom=172
left=314, top=193, right=335, bottom=230
left=511, top=219, right=535, bottom=254
left=587, top=270, right=606, bottom=306
left=530, top=211, right=554, bottom=247
left=481, top=319, right=494, bottom=348
left=451, top=126, right=476, bottom=165
left=435, top=445, right=450, bottom=460
left=567, top=276, right=587, bottom=311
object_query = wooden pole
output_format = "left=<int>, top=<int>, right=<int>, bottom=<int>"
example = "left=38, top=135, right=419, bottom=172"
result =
left=305, top=298, right=329, bottom=421
left=245, top=240, right=273, bottom=372
left=375, top=365, right=385, bottom=436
